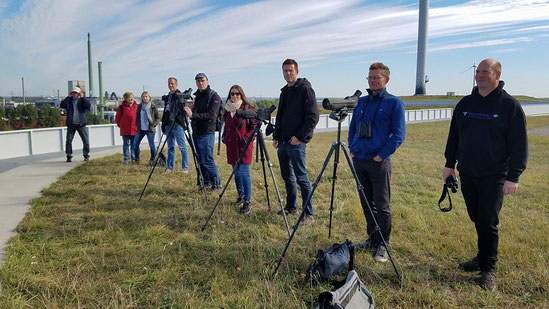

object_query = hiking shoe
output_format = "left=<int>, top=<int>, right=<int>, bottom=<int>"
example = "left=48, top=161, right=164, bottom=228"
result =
left=83, top=156, right=89, bottom=162
left=480, top=271, right=497, bottom=291
left=277, top=207, right=297, bottom=215
left=458, top=257, right=480, bottom=272
left=356, top=238, right=377, bottom=250
left=66, top=156, right=72, bottom=162
left=149, top=159, right=155, bottom=166
left=182, top=168, right=190, bottom=173
left=239, top=202, right=251, bottom=214
left=233, top=197, right=244, bottom=206
left=373, top=245, right=389, bottom=263
left=301, top=214, right=314, bottom=226
left=132, top=158, right=139, bottom=164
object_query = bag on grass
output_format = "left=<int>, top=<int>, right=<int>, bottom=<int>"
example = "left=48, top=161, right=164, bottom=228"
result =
left=157, top=151, right=167, bottom=167
left=316, top=270, right=375, bottom=309
left=306, top=240, right=354, bottom=282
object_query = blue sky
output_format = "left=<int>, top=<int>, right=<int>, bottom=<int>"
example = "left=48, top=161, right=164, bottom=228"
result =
left=1, top=0, right=549, bottom=99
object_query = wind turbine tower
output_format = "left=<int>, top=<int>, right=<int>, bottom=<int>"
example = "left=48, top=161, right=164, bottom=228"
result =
left=415, top=0, right=429, bottom=95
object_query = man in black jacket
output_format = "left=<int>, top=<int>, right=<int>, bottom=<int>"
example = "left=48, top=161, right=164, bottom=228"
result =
left=60, top=87, right=91, bottom=162
left=273, top=59, right=319, bottom=226
left=184, top=73, right=221, bottom=189
left=443, top=58, right=528, bottom=291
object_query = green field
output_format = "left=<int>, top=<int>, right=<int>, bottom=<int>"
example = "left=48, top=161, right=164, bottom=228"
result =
left=1, top=116, right=548, bottom=308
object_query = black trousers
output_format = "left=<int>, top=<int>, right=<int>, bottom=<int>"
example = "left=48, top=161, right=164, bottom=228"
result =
left=66, top=124, right=89, bottom=157
left=353, top=157, right=392, bottom=244
left=460, top=175, right=505, bottom=272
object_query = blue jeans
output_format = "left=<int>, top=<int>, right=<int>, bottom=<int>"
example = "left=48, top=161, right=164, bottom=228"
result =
left=233, top=164, right=251, bottom=202
left=193, top=133, right=220, bottom=187
left=167, top=125, right=189, bottom=170
left=277, top=142, right=313, bottom=215
left=122, top=135, right=135, bottom=161
left=133, top=130, right=157, bottom=160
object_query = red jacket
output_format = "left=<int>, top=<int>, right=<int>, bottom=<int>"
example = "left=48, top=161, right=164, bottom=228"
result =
left=115, top=101, right=138, bottom=136
left=222, top=104, right=256, bottom=165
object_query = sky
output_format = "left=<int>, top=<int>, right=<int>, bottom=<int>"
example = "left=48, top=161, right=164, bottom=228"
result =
left=1, top=0, right=549, bottom=99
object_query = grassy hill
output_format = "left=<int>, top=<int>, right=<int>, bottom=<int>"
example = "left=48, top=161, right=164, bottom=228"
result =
left=1, top=116, right=548, bottom=308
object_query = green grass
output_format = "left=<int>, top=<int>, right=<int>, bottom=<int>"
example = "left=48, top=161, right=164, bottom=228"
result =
left=1, top=116, right=548, bottom=308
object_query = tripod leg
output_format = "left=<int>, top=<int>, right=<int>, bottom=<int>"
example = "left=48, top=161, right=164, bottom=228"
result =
left=138, top=122, right=174, bottom=201
left=340, top=145, right=401, bottom=281
left=273, top=142, right=338, bottom=278
left=185, top=129, right=209, bottom=202
left=201, top=129, right=258, bottom=231
left=327, top=141, right=341, bottom=239
left=256, top=132, right=290, bottom=237
left=258, top=139, right=271, bottom=211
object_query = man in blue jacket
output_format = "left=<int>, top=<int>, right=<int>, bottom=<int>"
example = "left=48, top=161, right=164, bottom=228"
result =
left=348, top=62, right=406, bottom=263
left=60, top=87, right=91, bottom=162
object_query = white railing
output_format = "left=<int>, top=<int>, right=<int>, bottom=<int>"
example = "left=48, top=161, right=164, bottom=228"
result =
left=2, top=105, right=548, bottom=160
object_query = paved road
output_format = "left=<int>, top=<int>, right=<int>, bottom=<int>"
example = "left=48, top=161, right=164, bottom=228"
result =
left=0, top=147, right=120, bottom=262
left=528, top=126, right=549, bottom=136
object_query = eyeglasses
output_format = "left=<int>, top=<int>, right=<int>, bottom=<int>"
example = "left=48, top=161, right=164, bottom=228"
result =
left=367, top=76, right=385, bottom=81
left=230, top=92, right=241, bottom=96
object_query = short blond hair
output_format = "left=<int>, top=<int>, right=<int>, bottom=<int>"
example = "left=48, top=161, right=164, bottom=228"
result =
left=369, top=62, right=390, bottom=78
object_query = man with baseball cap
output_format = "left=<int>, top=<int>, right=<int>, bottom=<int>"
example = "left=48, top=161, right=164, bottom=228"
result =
left=60, top=87, right=91, bottom=162
left=183, top=73, right=222, bottom=190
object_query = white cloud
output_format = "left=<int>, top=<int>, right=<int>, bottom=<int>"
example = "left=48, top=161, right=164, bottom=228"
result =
left=1, top=0, right=548, bottom=96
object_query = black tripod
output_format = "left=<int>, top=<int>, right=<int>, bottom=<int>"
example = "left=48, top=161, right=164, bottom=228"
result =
left=201, top=119, right=291, bottom=237
left=138, top=110, right=207, bottom=201
left=272, top=108, right=401, bottom=280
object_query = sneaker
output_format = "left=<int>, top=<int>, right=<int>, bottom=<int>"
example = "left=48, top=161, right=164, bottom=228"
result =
left=301, top=214, right=314, bottom=226
left=149, top=159, right=155, bottom=166
left=182, top=168, right=190, bottom=173
left=356, top=238, right=377, bottom=250
left=124, top=160, right=131, bottom=164
left=373, top=245, right=389, bottom=263
left=239, top=202, right=251, bottom=214
left=480, top=271, right=497, bottom=291
left=233, top=197, right=244, bottom=206
left=83, top=156, right=89, bottom=162
left=277, top=207, right=297, bottom=215
left=133, top=158, right=140, bottom=165
left=66, top=156, right=72, bottom=162
left=458, top=257, right=480, bottom=272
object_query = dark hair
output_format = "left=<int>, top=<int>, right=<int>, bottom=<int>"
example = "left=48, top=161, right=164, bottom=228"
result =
left=282, top=58, right=298, bottom=70
left=222, top=85, right=252, bottom=121
left=168, top=77, right=178, bottom=83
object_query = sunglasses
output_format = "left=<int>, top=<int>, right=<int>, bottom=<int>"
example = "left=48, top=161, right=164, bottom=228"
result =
left=230, top=92, right=241, bottom=96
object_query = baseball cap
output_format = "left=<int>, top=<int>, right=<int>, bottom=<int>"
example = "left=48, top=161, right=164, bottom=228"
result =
left=195, top=73, right=208, bottom=80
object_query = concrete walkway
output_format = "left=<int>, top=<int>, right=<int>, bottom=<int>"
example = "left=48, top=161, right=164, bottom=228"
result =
left=0, top=147, right=120, bottom=261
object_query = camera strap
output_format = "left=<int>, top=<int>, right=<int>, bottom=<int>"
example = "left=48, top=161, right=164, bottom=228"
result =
left=361, top=92, right=387, bottom=123
left=438, top=182, right=453, bottom=212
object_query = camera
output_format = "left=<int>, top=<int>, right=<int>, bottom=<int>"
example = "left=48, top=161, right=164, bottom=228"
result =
left=445, top=176, right=458, bottom=193
left=236, top=104, right=276, bottom=121
left=322, top=90, right=362, bottom=111
left=162, top=88, right=194, bottom=109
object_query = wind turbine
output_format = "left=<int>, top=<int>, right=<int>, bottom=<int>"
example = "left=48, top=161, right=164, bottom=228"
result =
left=461, top=63, right=477, bottom=90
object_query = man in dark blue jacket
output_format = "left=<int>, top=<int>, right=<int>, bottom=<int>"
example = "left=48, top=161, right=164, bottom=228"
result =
left=443, top=58, right=528, bottom=291
left=348, top=62, right=406, bottom=263
left=273, top=59, right=319, bottom=226
left=184, top=73, right=222, bottom=190
left=60, top=87, right=91, bottom=162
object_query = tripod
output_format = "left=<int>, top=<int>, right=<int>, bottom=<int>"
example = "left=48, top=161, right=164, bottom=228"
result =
left=201, top=119, right=291, bottom=237
left=138, top=110, right=208, bottom=201
left=272, top=108, right=401, bottom=280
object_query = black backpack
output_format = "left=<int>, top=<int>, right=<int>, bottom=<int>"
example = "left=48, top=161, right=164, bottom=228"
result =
left=306, top=240, right=355, bottom=282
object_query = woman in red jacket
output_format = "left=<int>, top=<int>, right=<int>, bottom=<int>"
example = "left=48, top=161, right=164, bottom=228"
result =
left=222, top=85, right=256, bottom=214
left=115, top=92, right=138, bottom=163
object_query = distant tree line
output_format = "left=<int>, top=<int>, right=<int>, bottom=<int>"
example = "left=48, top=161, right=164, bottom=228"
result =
left=252, top=99, right=279, bottom=110
left=0, top=104, right=61, bottom=131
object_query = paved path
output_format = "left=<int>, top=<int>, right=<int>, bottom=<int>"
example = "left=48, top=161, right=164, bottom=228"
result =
left=528, top=126, right=549, bottom=136
left=0, top=147, right=120, bottom=262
